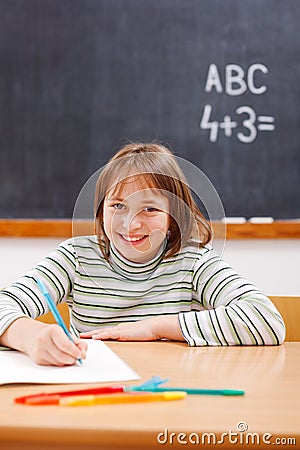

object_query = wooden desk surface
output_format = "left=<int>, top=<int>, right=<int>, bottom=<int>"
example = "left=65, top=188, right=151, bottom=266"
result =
left=0, top=342, right=299, bottom=450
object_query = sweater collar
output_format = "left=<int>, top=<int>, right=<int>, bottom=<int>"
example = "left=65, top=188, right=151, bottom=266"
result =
left=108, top=240, right=167, bottom=280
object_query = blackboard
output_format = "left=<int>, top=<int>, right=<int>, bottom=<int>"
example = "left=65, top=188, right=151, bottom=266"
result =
left=0, top=0, right=299, bottom=219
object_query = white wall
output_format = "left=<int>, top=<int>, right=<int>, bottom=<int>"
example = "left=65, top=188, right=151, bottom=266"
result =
left=222, top=239, right=299, bottom=296
left=0, top=238, right=299, bottom=296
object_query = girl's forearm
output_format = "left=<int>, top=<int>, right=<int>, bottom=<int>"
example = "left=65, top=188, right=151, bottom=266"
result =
left=0, top=317, right=47, bottom=354
left=153, top=315, right=185, bottom=342
left=80, top=315, right=186, bottom=343
left=0, top=317, right=47, bottom=352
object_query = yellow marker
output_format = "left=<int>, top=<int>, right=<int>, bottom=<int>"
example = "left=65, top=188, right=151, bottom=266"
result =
left=60, top=391, right=187, bottom=406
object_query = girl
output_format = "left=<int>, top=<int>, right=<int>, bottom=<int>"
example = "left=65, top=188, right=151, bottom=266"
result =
left=0, top=143, right=285, bottom=366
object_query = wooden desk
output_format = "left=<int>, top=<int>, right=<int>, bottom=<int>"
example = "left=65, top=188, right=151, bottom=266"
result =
left=0, top=342, right=299, bottom=450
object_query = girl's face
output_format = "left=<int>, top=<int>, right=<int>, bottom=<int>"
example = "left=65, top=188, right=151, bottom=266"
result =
left=103, top=179, right=170, bottom=263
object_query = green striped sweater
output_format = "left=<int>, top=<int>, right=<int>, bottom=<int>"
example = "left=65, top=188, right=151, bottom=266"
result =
left=0, top=236, right=285, bottom=346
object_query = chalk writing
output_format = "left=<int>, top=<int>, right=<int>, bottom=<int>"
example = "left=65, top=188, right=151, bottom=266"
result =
left=200, top=63, right=275, bottom=143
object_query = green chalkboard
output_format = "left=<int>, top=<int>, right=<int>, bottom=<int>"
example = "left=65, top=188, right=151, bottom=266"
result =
left=0, top=0, right=299, bottom=219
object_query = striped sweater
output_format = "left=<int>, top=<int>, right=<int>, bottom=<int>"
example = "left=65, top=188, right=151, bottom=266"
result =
left=0, top=236, right=285, bottom=346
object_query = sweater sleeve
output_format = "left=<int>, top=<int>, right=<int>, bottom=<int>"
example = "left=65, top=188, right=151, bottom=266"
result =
left=178, top=249, right=286, bottom=346
left=0, top=238, right=77, bottom=336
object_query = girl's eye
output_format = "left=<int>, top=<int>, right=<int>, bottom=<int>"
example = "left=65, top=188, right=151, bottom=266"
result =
left=144, top=207, right=158, bottom=213
left=113, top=203, right=125, bottom=210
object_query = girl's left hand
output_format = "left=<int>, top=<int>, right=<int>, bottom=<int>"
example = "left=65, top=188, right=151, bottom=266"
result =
left=80, top=316, right=185, bottom=342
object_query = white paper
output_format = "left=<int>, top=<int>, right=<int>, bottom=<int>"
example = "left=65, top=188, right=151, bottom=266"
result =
left=0, top=340, right=140, bottom=385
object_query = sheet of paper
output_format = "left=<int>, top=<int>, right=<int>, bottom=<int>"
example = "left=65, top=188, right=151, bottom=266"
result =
left=0, top=340, right=140, bottom=385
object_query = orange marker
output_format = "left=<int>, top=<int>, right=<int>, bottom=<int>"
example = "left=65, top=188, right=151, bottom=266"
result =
left=60, top=391, right=187, bottom=406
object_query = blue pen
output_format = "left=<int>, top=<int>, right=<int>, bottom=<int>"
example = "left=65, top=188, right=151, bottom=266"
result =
left=130, top=387, right=245, bottom=396
left=128, top=377, right=245, bottom=396
left=35, top=278, right=83, bottom=365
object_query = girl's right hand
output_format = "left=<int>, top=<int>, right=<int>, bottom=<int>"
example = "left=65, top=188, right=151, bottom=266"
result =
left=29, top=324, right=87, bottom=366
left=0, top=317, right=87, bottom=367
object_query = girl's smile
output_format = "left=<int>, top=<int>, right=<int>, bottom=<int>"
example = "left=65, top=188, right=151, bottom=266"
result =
left=118, top=234, right=148, bottom=244
left=103, top=179, right=170, bottom=263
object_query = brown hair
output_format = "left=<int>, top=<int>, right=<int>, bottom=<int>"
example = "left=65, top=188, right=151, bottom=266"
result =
left=94, top=142, right=212, bottom=260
